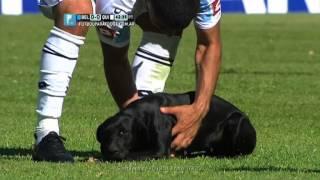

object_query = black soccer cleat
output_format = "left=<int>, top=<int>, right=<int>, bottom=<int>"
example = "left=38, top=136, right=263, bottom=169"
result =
left=32, top=132, right=74, bottom=163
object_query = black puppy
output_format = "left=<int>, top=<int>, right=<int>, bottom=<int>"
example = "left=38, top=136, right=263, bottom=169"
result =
left=97, top=92, right=256, bottom=161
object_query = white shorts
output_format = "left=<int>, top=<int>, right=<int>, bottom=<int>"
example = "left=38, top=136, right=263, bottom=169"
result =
left=95, top=0, right=135, bottom=47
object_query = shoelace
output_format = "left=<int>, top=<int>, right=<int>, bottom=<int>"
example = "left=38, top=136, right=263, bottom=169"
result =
left=47, top=134, right=67, bottom=145
left=34, top=133, right=67, bottom=142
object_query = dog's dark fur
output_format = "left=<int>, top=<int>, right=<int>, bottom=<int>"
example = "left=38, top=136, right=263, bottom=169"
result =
left=97, top=92, right=256, bottom=161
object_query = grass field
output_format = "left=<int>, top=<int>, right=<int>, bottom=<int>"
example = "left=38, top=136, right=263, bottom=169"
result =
left=0, top=14, right=320, bottom=179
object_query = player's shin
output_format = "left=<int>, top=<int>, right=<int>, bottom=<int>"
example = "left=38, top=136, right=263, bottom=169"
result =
left=132, top=32, right=180, bottom=96
left=35, top=26, right=85, bottom=144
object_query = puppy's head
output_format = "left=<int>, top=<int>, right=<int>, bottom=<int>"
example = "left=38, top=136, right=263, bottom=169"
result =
left=96, top=113, right=135, bottom=161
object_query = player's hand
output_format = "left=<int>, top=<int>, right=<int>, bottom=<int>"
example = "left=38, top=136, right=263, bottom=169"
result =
left=160, top=104, right=208, bottom=151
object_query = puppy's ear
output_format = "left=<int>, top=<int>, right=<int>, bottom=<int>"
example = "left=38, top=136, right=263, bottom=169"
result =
left=226, top=112, right=256, bottom=156
left=96, top=123, right=105, bottom=143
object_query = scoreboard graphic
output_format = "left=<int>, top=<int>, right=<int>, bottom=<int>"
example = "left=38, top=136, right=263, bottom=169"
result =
left=1, top=0, right=320, bottom=15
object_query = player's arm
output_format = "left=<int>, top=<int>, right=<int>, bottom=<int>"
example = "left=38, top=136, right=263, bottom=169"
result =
left=159, top=0, right=222, bottom=150
left=96, top=0, right=139, bottom=108
left=160, top=22, right=222, bottom=151
left=193, top=22, right=222, bottom=122
left=100, top=42, right=139, bottom=108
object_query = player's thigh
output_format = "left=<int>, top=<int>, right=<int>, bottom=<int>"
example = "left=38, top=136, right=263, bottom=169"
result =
left=53, top=0, right=93, bottom=36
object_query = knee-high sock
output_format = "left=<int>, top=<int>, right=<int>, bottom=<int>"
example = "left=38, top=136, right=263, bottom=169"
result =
left=35, top=26, right=85, bottom=144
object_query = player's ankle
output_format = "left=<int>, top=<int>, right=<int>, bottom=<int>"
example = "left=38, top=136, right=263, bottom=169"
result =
left=35, top=117, right=60, bottom=145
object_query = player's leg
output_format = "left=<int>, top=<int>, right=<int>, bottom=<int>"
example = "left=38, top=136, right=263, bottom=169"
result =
left=34, top=0, right=93, bottom=162
left=132, top=14, right=182, bottom=96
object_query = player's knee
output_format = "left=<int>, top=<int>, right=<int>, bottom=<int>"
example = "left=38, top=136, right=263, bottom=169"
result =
left=54, top=0, right=93, bottom=16
left=53, top=0, right=94, bottom=36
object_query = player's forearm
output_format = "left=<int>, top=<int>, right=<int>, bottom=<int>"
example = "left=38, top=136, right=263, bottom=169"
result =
left=193, top=42, right=221, bottom=113
left=101, top=43, right=138, bottom=108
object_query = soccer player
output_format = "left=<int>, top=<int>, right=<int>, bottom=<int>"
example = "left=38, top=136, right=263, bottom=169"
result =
left=33, top=0, right=221, bottom=162
left=96, top=0, right=222, bottom=154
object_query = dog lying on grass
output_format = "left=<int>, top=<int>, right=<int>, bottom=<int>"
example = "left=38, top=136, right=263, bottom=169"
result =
left=97, top=92, right=256, bottom=161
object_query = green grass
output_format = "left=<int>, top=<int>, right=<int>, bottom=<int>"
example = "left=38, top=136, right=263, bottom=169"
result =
left=0, top=14, right=320, bottom=179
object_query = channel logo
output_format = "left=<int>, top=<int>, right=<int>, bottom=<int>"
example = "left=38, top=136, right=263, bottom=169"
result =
left=64, top=14, right=77, bottom=27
